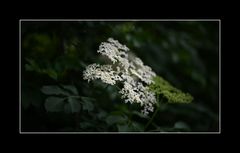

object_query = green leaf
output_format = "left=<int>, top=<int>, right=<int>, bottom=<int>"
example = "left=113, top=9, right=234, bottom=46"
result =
left=25, top=58, right=40, bottom=72
left=80, top=122, right=94, bottom=129
left=81, top=97, right=94, bottom=112
left=96, top=110, right=107, bottom=120
left=45, top=69, right=58, bottom=80
left=62, top=85, right=78, bottom=95
left=105, top=115, right=128, bottom=125
left=41, top=86, right=69, bottom=96
left=117, top=122, right=144, bottom=132
left=132, top=111, right=150, bottom=119
left=174, top=121, right=190, bottom=131
left=81, top=97, right=95, bottom=102
left=44, top=97, right=65, bottom=112
left=117, top=124, right=130, bottom=132
left=64, top=103, right=71, bottom=114
left=25, top=64, right=34, bottom=71
left=82, top=101, right=94, bottom=112
left=68, top=97, right=81, bottom=113
left=131, top=122, right=144, bottom=132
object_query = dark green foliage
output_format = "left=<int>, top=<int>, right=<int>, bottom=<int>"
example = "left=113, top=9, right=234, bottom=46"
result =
left=21, top=21, right=219, bottom=132
left=81, top=97, right=94, bottom=112
left=45, top=97, right=65, bottom=112
left=41, top=86, right=70, bottom=95
left=67, top=97, right=81, bottom=113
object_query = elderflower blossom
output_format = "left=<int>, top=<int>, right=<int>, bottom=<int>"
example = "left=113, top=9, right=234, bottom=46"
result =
left=83, top=38, right=157, bottom=115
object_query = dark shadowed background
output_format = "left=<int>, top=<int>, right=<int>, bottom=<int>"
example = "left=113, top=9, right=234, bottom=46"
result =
left=21, top=20, right=219, bottom=132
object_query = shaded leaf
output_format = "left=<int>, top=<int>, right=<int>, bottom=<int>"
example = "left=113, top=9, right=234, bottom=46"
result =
left=174, top=121, right=190, bottom=131
left=68, top=97, right=81, bottom=113
left=80, top=122, right=94, bottom=129
left=81, top=97, right=94, bottom=112
left=45, top=97, right=65, bottom=112
left=64, top=103, right=71, bottom=114
left=82, top=101, right=94, bottom=112
left=25, top=58, right=40, bottom=71
left=117, top=124, right=130, bottom=132
left=45, top=69, right=58, bottom=80
left=132, top=111, right=150, bottom=119
left=25, top=64, right=34, bottom=71
left=81, top=96, right=96, bottom=102
left=117, top=122, right=144, bottom=132
left=106, top=115, right=128, bottom=125
left=131, top=122, right=144, bottom=132
left=41, top=86, right=69, bottom=95
left=62, top=85, right=78, bottom=95
left=96, top=110, right=107, bottom=120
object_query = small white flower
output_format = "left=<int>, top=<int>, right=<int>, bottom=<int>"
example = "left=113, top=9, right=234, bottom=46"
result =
left=83, top=38, right=157, bottom=115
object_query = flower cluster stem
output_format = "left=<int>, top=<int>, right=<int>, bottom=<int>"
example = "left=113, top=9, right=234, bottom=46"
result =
left=144, top=95, right=160, bottom=131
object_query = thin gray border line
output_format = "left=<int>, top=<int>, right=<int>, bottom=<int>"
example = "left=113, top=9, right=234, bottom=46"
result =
left=20, top=19, right=220, bottom=22
left=219, top=20, right=221, bottom=133
left=19, top=20, right=21, bottom=133
left=19, top=19, right=221, bottom=134
left=20, top=131, right=219, bottom=134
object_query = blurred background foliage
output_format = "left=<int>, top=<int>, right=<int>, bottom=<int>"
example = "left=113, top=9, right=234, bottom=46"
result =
left=21, top=21, right=219, bottom=132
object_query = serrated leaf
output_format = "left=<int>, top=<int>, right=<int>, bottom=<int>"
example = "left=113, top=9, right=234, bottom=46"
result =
left=68, top=97, right=81, bottom=113
left=41, top=86, right=69, bottom=96
left=44, top=97, right=65, bottom=112
left=62, top=85, right=78, bottom=95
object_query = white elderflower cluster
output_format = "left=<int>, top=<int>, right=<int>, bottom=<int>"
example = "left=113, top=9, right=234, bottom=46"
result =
left=83, top=64, right=122, bottom=85
left=83, top=38, right=157, bottom=115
